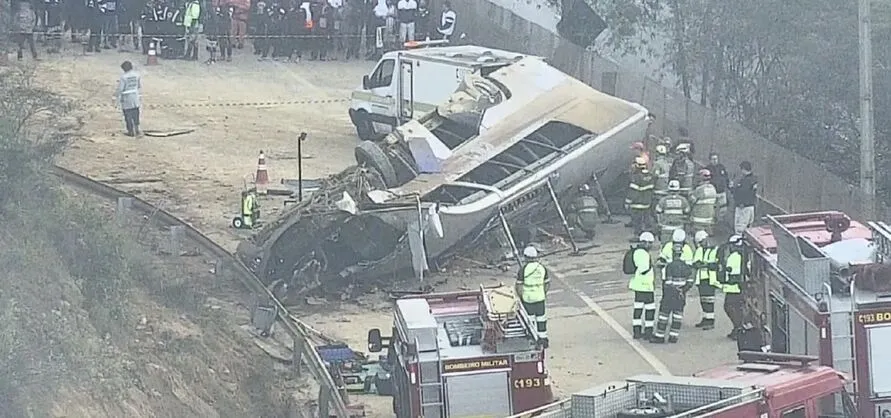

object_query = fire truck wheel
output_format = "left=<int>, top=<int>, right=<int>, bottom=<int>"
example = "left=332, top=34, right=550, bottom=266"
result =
left=232, top=216, right=244, bottom=229
left=355, top=140, right=398, bottom=187
left=616, top=407, right=670, bottom=418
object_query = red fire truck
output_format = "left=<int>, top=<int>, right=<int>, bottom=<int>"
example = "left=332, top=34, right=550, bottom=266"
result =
left=366, top=285, right=554, bottom=418
left=521, top=351, right=856, bottom=418
left=743, top=211, right=891, bottom=418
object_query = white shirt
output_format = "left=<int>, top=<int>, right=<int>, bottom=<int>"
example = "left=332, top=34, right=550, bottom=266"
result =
left=373, top=0, right=388, bottom=18
left=397, top=0, right=417, bottom=10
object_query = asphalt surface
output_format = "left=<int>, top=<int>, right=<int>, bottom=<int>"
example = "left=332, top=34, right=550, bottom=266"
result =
left=535, top=216, right=739, bottom=396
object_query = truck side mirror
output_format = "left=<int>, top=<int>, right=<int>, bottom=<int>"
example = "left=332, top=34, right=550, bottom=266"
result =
left=368, top=328, right=383, bottom=352
left=362, top=75, right=370, bottom=90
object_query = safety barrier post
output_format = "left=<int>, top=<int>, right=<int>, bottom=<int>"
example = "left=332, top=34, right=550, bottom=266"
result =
left=318, top=384, right=331, bottom=418
left=293, top=337, right=305, bottom=377
left=116, top=197, right=133, bottom=223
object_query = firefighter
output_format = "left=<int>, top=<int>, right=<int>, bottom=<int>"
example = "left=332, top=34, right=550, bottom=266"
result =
left=628, top=231, right=656, bottom=339
left=657, top=229, right=693, bottom=267
left=182, top=0, right=200, bottom=60
left=692, top=230, right=720, bottom=330
left=721, top=235, right=747, bottom=340
left=654, top=180, right=690, bottom=244
left=670, top=143, right=696, bottom=196
left=630, top=141, right=650, bottom=169
left=651, top=144, right=671, bottom=201
left=650, top=242, right=693, bottom=344
left=571, top=183, right=599, bottom=240
left=626, top=157, right=654, bottom=237
left=689, top=169, right=718, bottom=235
left=516, top=246, right=550, bottom=349
left=241, top=190, right=259, bottom=228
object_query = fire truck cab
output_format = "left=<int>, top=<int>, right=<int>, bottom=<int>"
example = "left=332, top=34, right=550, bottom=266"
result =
left=743, top=211, right=891, bottom=418
left=367, top=284, right=554, bottom=418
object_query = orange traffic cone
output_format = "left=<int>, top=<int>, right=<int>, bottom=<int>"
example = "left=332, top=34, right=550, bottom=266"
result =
left=146, top=40, right=159, bottom=66
left=255, top=150, right=269, bottom=196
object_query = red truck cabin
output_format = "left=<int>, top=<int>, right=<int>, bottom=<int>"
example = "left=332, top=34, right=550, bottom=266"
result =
left=368, top=286, right=554, bottom=418
left=743, top=212, right=891, bottom=418
left=696, top=358, right=854, bottom=417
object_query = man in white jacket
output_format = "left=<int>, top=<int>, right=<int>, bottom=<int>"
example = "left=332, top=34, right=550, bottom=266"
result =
left=436, top=1, right=455, bottom=41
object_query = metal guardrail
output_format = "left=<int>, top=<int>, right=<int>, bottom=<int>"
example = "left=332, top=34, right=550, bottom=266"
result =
left=50, top=165, right=351, bottom=418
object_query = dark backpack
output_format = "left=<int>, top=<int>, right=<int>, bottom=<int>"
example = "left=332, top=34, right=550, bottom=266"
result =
left=622, top=247, right=637, bottom=274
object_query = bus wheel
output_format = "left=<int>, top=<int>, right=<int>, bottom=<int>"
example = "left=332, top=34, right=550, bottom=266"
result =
left=355, top=140, right=398, bottom=187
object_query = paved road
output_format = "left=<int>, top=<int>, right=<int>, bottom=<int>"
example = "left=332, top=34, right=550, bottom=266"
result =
left=536, top=217, right=738, bottom=395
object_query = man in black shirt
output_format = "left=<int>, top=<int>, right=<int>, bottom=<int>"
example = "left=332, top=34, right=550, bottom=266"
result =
left=706, top=152, right=729, bottom=228
left=731, top=161, right=758, bottom=235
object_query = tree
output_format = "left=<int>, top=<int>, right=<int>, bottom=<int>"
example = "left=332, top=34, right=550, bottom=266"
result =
left=595, top=0, right=891, bottom=200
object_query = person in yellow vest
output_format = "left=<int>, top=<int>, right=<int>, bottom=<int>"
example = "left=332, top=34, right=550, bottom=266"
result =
left=657, top=229, right=694, bottom=266
left=628, top=231, right=656, bottom=339
left=721, top=235, right=747, bottom=340
left=692, top=230, right=720, bottom=330
left=241, top=190, right=259, bottom=228
left=516, top=246, right=550, bottom=348
left=689, top=169, right=718, bottom=235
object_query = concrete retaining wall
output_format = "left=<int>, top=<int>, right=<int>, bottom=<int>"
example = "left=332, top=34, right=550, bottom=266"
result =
left=449, top=0, right=870, bottom=219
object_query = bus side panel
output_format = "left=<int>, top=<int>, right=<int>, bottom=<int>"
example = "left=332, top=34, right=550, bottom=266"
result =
left=412, top=61, right=465, bottom=110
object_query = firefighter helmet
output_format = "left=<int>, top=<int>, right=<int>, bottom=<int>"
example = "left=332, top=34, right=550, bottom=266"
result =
left=675, top=143, right=691, bottom=154
left=655, top=145, right=668, bottom=155
left=694, top=230, right=709, bottom=243
left=699, top=169, right=712, bottom=179
left=639, top=231, right=655, bottom=243
left=579, top=183, right=591, bottom=192
left=729, top=235, right=743, bottom=244
left=672, top=229, right=686, bottom=243
left=523, top=246, right=539, bottom=258
left=668, top=180, right=680, bottom=191
left=631, top=141, right=645, bottom=151
left=633, top=156, right=647, bottom=168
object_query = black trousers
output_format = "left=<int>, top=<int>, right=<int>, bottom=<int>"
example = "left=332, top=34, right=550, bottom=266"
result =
left=123, top=107, right=140, bottom=135
left=14, top=33, right=37, bottom=59
left=653, top=286, right=685, bottom=342
left=632, top=291, right=656, bottom=338
left=522, top=300, right=548, bottom=341
left=698, top=282, right=716, bottom=326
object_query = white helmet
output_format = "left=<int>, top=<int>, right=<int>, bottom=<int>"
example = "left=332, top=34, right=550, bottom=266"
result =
left=523, top=246, right=538, bottom=258
left=672, top=229, right=686, bottom=243
left=729, top=235, right=743, bottom=244
left=694, top=230, right=709, bottom=243
left=639, top=231, right=655, bottom=243
left=668, top=180, right=680, bottom=191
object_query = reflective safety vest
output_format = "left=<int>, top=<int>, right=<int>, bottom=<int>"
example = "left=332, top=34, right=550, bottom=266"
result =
left=242, top=193, right=255, bottom=216
left=626, top=169, right=655, bottom=210
left=521, top=261, right=547, bottom=303
left=690, top=183, right=717, bottom=225
left=652, top=157, right=672, bottom=196
left=654, top=194, right=690, bottom=230
left=693, top=245, right=720, bottom=286
left=628, top=247, right=655, bottom=292
left=723, top=249, right=743, bottom=293
left=660, top=242, right=694, bottom=265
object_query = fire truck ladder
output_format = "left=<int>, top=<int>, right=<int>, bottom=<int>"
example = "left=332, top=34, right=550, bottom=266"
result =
left=417, top=335, right=445, bottom=417
left=822, top=281, right=857, bottom=394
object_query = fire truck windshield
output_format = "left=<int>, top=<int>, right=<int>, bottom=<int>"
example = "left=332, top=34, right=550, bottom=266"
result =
left=815, top=389, right=857, bottom=418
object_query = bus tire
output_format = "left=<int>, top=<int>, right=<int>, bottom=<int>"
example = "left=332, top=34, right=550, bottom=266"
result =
left=355, top=140, right=398, bottom=187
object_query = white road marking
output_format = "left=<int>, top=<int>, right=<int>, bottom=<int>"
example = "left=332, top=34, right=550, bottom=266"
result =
left=546, top=289, right=565, bottom=295
left=553, top=272, right=672, bottom=376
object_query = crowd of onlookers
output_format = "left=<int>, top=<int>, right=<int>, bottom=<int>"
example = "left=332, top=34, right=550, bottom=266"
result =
left=6, top=0, right=459, bottom=62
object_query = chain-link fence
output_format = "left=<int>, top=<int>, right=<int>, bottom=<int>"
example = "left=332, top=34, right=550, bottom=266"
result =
left=450, top=0, right=876, bottom=220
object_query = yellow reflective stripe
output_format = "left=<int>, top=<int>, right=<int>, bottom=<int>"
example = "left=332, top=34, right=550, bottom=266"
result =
left=639, top=184, right=654, bottom=190
left=629, top=183, right=642, bottom=190
left=692, top=217, right=714, bottom=223
left=630, top=204, right=650, bottom=209
left=696, top=198, right=717, bottom=204
left=664, top=209, right=685, bottom=214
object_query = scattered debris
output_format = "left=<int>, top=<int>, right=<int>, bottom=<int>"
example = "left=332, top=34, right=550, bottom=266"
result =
left=143, top=128, right=196, bottom=138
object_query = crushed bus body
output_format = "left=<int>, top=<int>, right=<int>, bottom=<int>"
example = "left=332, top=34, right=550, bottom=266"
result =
left=236, top=52, right=649, bottom=297
left=743, top=211, right=891, bottom=417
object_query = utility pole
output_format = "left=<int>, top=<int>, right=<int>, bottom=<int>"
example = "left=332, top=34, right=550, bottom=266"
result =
left=859, top=0, right=876, bottom=219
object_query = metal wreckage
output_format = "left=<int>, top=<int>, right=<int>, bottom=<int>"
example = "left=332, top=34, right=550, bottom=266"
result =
left=236, top=56, right=651, bottom=299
